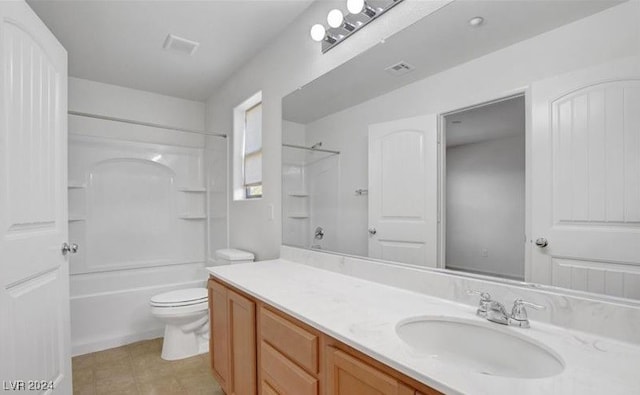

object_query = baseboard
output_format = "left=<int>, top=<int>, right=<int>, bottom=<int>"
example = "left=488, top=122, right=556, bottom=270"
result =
left=72, top=328, right=165, bottom=357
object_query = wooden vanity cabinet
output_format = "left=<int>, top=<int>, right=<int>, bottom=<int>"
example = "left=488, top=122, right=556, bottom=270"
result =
left=208, top=279, right=257, bottom=395
left=258, top=306, right=319, bottom=395
left=209, top=277, right=440, bottom=395
left=325, top=347, right=415, bottom=395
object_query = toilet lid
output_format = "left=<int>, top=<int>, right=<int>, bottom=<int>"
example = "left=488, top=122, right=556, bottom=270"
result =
left=151, top=288, right=207, bottom=307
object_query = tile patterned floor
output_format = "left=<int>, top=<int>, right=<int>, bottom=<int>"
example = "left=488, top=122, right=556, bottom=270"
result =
left=72, top=338, right=224, bottom=395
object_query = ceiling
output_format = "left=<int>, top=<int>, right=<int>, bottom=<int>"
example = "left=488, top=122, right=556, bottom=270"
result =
left=27, top=0, right=314, bottom=101
left=283, top=0, right=624, bottom=123
left=445, top=95, right=525, bottom=148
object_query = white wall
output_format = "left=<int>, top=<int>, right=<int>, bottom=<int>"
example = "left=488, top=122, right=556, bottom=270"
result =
left=289, top=1, right=640, bottom=260
left=282, top=120, right=306, bottom=145
left=206, top=0, right=453, bottom=260
left=446, top=135, right=525, bottom=280
left=69, top=78, right=205, bottom=131
left=67, top=78, right=224, bottom=355
left=206, top=135, right=229, bottom=263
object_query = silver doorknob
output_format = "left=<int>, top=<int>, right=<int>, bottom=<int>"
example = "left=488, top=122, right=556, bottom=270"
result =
left=534, top=238, right=548, bottom=248
left=368, top=227, right=377, bottom=236
left=61, top=242, right=79, bottom=256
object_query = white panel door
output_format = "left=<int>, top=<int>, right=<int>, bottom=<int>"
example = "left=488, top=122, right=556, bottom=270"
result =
left=0, top=1, right=71, bottom=393
left=531, top=57, right=640, bottom=299
left=368, top=115, right=438, bottom=267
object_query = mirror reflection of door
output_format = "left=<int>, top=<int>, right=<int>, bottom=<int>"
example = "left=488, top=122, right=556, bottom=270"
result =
left=444, top=95, right=526, bottom=281
left=368, top=115, right=438, bottom=267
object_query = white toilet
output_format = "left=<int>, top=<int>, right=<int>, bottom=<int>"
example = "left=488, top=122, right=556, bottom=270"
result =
left=150, top=288, right=209, bottom=360
left=150, top=249, right=254, bottom=360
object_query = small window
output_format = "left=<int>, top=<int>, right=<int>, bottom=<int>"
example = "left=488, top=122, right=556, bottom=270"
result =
left=243, top=103, right=262, bottom=198
left=233, top=91, right=262, bottom=200
left=245, top=185, right=263, bottom=199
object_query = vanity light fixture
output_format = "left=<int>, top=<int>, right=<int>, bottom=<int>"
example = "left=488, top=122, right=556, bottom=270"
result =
left=310, top=24, right=326, bottom=42
left=327, top=9, right=344, bottom=28
left=325, top=34, right=340, bottom=45
left=347, top=0, right=378, bottom=17
left=347, top=0, right=365, bottom=14
left=310, top=0, right=404, bottom=53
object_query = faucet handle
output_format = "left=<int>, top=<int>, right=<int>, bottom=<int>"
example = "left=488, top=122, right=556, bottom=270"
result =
left=510, top=299, right=545, bottom=328
left=467, top=290, right=492, bottom=317
left=513, top=299, right=545, bottom=311
left=467, top=289, right=492, bottom=301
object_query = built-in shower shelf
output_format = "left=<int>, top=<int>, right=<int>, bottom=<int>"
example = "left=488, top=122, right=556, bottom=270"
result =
left=288, top=213, right=309, bottom=219
left=68, top=216, right=86, bottom=222
left=178, top=189, right=206, bottom=193
left=68, top=183, right=86, bottom=189
left=288, top=191, right=309, bottom=197
left=179, top=214, right=206, bottom=220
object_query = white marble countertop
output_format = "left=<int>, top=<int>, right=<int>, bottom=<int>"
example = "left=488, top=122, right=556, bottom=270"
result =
left=207, top=259, right=640, bottom=394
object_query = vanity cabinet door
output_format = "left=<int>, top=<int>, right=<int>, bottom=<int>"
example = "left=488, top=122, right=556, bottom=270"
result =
left=208, top=280, right=257, bottom=395
left=325, top=347, right=414, bottom=395
left=228, top=289, right=257, bottom=395
left=209, top=279, right=230, bottom=392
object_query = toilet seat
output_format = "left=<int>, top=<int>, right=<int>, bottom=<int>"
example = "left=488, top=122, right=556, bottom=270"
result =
left=150, top=288, right=207, bottom=308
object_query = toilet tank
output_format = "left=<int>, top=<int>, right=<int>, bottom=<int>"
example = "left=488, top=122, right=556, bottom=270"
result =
left=214, top=249, right=255, bottom=266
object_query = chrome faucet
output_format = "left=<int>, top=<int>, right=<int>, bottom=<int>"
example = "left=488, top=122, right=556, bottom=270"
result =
left=468, top=290, right=545, bottom=328
left=466, top=290, right=491, bottom=318
left=487, top=300, right=510, bottom=325
left=509, top=299, right=545, bottom=328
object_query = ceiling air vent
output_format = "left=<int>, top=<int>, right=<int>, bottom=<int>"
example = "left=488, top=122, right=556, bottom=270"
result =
left=385, top=61, right=415, bottom=76
left=163, top=34, right=200, bottom=56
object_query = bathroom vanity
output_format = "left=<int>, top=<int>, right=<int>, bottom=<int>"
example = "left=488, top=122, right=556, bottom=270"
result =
left=207, top=275, right=439, bottom=395
left=207, top=254, right=640, bottom=395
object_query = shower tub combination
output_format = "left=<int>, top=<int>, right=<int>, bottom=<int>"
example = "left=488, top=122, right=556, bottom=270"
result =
left=67, top=112, right=227, bottom=356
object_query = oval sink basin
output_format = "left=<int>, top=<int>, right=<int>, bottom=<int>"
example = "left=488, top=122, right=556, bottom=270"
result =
left=396, top=316, right=564, bottom=379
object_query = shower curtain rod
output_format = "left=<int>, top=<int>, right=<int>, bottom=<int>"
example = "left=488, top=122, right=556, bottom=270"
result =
left=68, top=110, right=227, bottom=138
left=282, top=143, right=340, bottom=155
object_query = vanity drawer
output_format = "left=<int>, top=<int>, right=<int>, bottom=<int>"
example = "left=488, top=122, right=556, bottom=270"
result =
left=261, top=341, right=318, bottom=395
left=260, top=306, right=319, bottom=373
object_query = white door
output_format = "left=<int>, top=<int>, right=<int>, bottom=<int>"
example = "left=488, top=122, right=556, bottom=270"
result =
left=0, top=1, right=71, bottom=393
left=368, top=115, right=438, bottom=267
left=531, top=56, right=640, bottom=299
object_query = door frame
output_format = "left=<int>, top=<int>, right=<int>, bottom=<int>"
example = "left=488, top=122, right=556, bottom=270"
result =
left=436, top=89, right=532, bottom=281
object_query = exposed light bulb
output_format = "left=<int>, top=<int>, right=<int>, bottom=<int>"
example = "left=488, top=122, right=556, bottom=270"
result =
left=327, top=9, right=344, bottom=29
left=347, top=0, right=365, bottom=14
left=310, top=24, right=326, bottom=42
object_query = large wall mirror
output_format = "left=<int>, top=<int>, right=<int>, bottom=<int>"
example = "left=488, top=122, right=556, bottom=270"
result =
left=282, top=0, right=640, bottom=301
